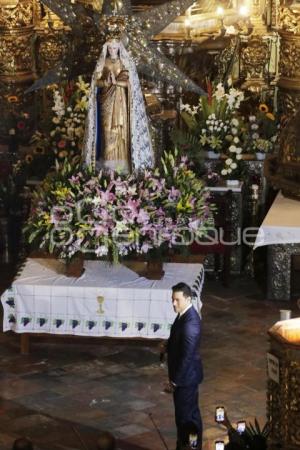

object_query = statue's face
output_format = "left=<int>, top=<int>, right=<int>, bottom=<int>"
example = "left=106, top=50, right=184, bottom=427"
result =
left=107, top=41, right=120, bottom=59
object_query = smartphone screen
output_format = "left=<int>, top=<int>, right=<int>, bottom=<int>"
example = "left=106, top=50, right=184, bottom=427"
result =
left=215, top=441, right=225, bottom=450
left=215, top=406, right=225, bottom=422
left=237, top=421, right=246, bottom=433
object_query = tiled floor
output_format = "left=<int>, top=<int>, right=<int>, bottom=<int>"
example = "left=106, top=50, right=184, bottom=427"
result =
left=0, top=266, right=296, bottom=450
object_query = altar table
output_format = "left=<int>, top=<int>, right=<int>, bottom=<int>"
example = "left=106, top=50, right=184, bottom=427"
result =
left=254, top=192, right=300, bottom=300
left=1, top=259, right=204, bottom=346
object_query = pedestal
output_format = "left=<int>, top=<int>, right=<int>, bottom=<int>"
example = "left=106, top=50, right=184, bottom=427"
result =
left=267, top=327, right=300, bottom=449
left=267, top=244, right=300, bottom=301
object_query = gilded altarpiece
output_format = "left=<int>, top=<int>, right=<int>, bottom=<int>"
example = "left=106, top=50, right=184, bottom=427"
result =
left=0, top=0, right=37, bottom=138
left=267, top=333, right=300, bottom=449
left=277, top=2, right=300, bottom=115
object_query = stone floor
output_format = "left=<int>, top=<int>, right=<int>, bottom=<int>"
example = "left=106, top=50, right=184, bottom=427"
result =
left=0, top=264, right=297, bottom=450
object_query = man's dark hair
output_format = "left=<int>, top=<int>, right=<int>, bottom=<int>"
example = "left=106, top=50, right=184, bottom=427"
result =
left=172, top=282, right=192, bottom=298
left=12, top=438, right=33, bottom=450
left=97, top=431, right=116, bottom=450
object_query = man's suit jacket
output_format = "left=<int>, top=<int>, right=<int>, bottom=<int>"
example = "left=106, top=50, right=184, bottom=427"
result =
left=167, top=305, right=203, bottom=387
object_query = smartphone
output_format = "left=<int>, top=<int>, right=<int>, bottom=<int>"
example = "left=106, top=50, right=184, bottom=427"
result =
left=215, top=441, right=225, bottom=450
left=215, top=406, right=225, bottom=422
left=237, top=420, right=246, bottom=434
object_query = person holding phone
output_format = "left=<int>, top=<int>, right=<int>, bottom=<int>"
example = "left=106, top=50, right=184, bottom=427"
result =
left=216, top=410, right=246, bottom=449
left=166, top=282, right=203, bottom=450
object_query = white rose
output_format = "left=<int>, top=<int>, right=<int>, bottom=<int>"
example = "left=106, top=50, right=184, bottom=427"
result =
left=209, top=126, right=213, bottom=131
left=226, top=158, right=233, bottom=165
left=229, top=145, right=236, bottom=153
left=231, top=128, right=238, bottom=135
left=221, top=169, right=227, bottom=175
left=227, top=168, right=232, bottom=174
left=231, top=162, right=237, bottom=169
left=67, top=107, right=72, bottom=112
left=233, top=137, right=239, bottom=143
left=249, top=115, right=256, bottom=122
left=231, top=118, right=239, bottom=127
left=251, top=124, right=259, bottom=130
left=252, top=133, right=259, bottom=140
left=236, top=154, right=242, bottom=160
left=236, top=148, right=242, bottom=154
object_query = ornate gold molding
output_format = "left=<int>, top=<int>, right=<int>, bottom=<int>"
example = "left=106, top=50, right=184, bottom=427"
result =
left=0, top=0, right=34, bottom=29
left=278, top=88, right=300, bottom=115
left=35, top=32, right=69, bottom=73
left=278, top=5, right=300, bottom=34
left=279, top=33, right=300, bottom=87
left=267, top=333, right=300, bottom=447
left=0, top=31, right=35, bottom=82
left=240, top=35, right=271, bottom=91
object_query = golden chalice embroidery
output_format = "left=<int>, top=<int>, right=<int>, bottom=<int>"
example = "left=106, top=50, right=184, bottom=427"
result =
left=96, top=296, right=105, bottom=315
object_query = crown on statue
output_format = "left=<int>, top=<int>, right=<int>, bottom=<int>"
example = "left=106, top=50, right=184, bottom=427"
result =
left=106, top=15, right=126, bottom=38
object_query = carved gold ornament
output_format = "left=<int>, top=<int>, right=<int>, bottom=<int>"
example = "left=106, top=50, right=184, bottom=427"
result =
left=0, top=0, right=34, bottom=29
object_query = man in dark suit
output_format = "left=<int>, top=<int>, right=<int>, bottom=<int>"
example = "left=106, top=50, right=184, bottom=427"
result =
left=167, top=282, right=203, bottom=450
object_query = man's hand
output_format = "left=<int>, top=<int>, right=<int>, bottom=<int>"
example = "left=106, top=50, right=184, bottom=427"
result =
left=163, top=380, right=175, bottom=394
left=158, top=339, right=167, bottom=363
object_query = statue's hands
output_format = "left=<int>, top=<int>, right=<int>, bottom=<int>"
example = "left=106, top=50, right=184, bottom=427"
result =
left=110, top=73, right=116, bottom=85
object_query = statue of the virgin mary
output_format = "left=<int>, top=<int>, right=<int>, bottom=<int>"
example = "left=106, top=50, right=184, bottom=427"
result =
left=82, top=38, right=154, bottom=172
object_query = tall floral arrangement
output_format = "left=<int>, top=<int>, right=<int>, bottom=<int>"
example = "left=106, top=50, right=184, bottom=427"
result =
left=172, top=81, right=245, bottom=179
left=179, top=81, right=244, bottom=153
left=244, top=104, right=279, bottom=155
left=25, top=152, right=213, bottom=263
left=10, top=77, right=89, bottom=184
left=30, top=76, right=89, bottom=164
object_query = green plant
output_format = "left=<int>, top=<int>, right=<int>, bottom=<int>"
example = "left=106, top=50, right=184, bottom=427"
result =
left=244, top=418, right=270, bottom=449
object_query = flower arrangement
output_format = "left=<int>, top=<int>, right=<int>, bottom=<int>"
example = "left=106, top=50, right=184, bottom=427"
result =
left=172, top=81, right=245, bottom=179
left=244, top=104, right=279, bottom=156
left=30, top=76, right=89, bottom=164
left=11, top=77, right=89, bottom=183
left=178, top=81, right=244, bottom=155
left=25, top=151, right=213, bottom=263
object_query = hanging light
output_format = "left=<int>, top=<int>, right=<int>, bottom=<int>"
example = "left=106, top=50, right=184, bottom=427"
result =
left=239, top=5, right=249, bottom=17
left=216, top=6, right=225, bottom=16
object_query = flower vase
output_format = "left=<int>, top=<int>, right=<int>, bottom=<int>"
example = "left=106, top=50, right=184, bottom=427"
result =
left=255, top=152, right=266, bottom=160
left=207, top=150, right=220, bottom=160
left=65, top=254, right=84, bottom=278
left=144, top=260, right=165, bottom=280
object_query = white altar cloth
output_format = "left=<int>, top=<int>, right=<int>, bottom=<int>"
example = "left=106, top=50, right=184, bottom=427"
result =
left=254, top=192, right=300, bottom=248
left=1, top=259, right=204, bottom=339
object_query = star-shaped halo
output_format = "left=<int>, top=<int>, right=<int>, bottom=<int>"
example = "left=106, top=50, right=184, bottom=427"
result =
left=28, top=0, right=205, bottom=95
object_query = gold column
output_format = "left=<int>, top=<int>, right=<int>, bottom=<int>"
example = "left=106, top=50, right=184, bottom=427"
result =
left=267, top=321, right=300, bottom=449
left=277, top=3, right=300, bottom=116
left=0, top=0, right=36, bottom=139
left=34, top=5, right=68, bottom=75
left=239, top=0, right=276, bottom=93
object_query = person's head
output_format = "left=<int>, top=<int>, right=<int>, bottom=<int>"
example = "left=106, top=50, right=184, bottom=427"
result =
left=97, top=431, right=116, bottom=450
left=107, top=39, right=120, bottom=60
left=12, top=438, right=33, bottom=450
left=172, top=282, right=192, bottom=314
